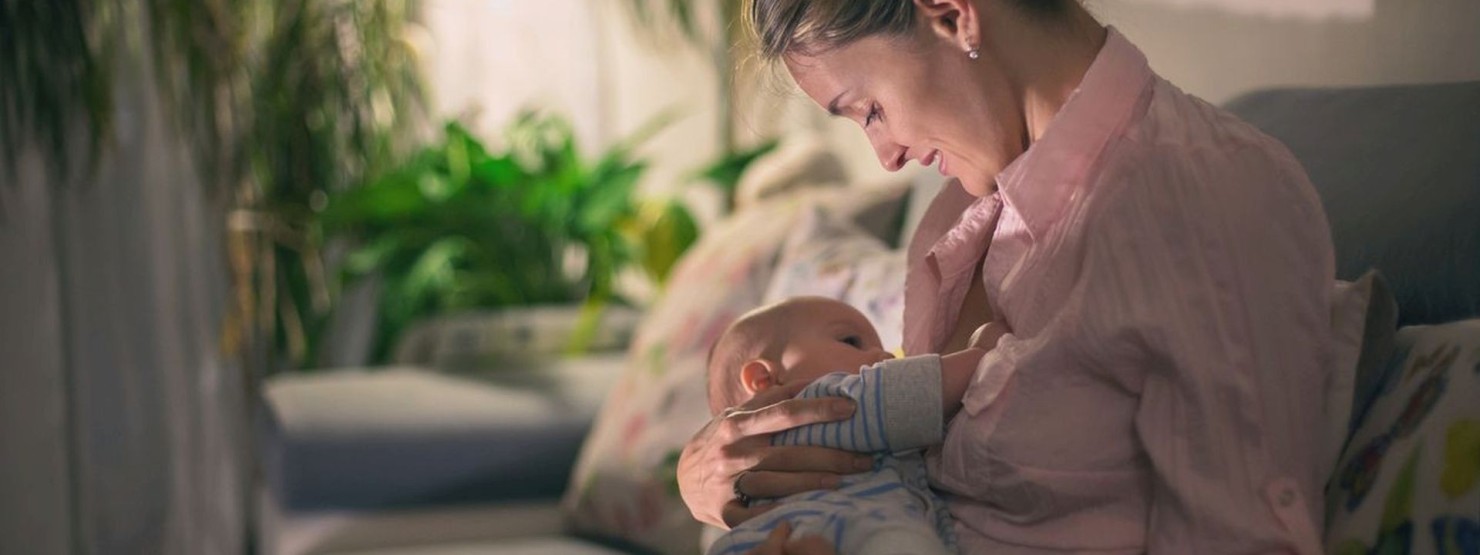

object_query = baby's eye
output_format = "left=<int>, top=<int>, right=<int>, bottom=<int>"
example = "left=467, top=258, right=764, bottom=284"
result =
left=840, top=335, right=864, bottom=348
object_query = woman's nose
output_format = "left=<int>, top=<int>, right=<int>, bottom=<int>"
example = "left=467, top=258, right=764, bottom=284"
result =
left=871, top=137, right=906, bottom=172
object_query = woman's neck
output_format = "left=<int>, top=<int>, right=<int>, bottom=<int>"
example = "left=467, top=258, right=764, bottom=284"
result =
left=986, top=4, right=1108, bottom=144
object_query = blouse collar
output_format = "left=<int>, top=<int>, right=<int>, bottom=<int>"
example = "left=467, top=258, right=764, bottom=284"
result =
left=993, top=27, right=1155, bottom=240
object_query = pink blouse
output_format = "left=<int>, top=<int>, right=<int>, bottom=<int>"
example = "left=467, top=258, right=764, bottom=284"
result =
left=905, top=28, right=1334, bottom=553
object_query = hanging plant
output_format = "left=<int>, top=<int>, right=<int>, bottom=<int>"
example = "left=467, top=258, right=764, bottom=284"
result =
left=0, top=0, right=425, bottom=372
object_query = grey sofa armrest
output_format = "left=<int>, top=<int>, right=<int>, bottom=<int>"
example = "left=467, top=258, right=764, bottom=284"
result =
left=260, top=354, right=626, bottom=511
left=1224, top=82, right=1480, bottom=326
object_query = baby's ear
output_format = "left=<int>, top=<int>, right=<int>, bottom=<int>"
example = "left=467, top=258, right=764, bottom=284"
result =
left=740, top=359, right=779, bottom=395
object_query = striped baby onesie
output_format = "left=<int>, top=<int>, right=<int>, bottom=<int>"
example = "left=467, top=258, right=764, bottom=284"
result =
left=708, top=355, right=956, bottom=555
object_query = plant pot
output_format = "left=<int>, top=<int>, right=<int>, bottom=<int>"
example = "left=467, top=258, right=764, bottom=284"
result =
left=391, top=305, right=642, bottom=371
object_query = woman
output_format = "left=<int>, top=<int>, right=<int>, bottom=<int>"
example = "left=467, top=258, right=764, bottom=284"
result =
left=678, top=0, right=1335, bottom=553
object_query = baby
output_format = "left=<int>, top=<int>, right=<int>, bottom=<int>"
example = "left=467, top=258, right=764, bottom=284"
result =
left=705, top=296, right=1000, bottom=555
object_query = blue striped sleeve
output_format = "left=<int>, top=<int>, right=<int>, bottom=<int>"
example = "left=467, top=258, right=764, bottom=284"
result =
left=768, top=355, right=944, bottom=453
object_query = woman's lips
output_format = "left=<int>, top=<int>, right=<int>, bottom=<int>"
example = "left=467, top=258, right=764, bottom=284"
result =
left=921, top=150, right=947, bottom=175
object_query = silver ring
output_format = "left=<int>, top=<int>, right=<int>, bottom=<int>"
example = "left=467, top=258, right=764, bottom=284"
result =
left=733, top=471, right=754, bottom=507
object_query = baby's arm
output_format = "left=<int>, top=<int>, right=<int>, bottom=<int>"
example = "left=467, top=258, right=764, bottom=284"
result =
left=772, top=323, right=1008, bottom=454
left=771, top=358, right=941, bottom=453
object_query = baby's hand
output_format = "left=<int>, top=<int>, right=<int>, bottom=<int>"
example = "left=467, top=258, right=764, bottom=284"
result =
left=968, top=322, right=1009, bottom=351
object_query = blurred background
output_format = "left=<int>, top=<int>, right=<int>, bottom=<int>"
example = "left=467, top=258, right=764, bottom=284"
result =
left=2, top=0, right=1477, bottom=554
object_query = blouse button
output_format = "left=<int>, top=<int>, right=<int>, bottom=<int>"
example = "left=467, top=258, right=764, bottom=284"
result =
left=1277, top=487, right=1296, bottom=508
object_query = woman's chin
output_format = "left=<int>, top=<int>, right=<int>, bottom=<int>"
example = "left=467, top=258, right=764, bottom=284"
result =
left=958, top=176, right=995, bottom=197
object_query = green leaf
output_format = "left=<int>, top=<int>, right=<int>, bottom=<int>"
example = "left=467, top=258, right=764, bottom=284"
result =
left=341, top=235, right=404, bottom=278
left=1380, top=447, right=1420, bottom=534
left=638, top=199, right=699, bottom=285
left=693, top=139, right=780, bottom=193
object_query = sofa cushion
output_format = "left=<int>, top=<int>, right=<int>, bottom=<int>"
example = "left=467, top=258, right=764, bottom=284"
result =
left=1223, top=82, right=1480, bottom=326
left=328, top=536, right=631, bottom=555
left=1325, top=319, right=1480, bottom=553
left=261, top=355, right=624, bottom=511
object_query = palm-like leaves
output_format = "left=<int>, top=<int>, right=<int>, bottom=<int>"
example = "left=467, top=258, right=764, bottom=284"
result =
left=1, top=0, right=424, bottom=369
left=321, top=112, right=687, bottom=363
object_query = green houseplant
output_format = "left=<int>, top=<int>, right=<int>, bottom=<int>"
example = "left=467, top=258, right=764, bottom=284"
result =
left=619, top=0, right=780, bottom=214
left=320, top=111, right=698, bottom=363
left=1, top=0, right=423, bottom=373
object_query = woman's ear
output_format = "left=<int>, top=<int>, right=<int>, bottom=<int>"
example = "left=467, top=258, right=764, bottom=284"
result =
left=913, top=0, right=980, bottom=52
left=740, top=359, right=780, bottom=395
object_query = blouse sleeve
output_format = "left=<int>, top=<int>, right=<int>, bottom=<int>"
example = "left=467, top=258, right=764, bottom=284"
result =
left=1097, top=143, right=1333, bottom=554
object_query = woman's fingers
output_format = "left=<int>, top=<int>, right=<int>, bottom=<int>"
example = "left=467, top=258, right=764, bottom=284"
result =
left=730, top=396, right=855, bottom=438
left=751, top=446, right=872, bottom=474
left=723, top=499, right=778, bottom=529
left=743, top=520, right=837, bottom=555
left=738, top=379, right=813, bottom=409
left=736, top=469, right=839, bottom=500
left=679, top=380, right=859, bottom=530
left=747, top=520, right=792, bottom=555
left=783, top=535, right=837, bottom=555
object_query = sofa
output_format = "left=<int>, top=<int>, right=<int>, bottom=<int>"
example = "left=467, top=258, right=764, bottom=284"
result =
left=258, top=81, right=1480, bottom=554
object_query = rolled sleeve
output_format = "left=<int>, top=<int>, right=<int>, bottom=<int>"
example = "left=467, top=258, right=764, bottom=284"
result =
left=1110, top=144, right=1331, bottom=554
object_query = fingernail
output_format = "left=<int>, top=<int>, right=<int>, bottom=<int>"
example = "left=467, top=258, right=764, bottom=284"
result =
left=820, top=475, right=842, bottom=489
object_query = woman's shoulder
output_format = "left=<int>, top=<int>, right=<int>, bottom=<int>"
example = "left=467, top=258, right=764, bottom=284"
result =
left=1095, top=78, right=1324, bottom=222
left=1135, top=77, right=1291, bottom=157
left=1077, top=79, right=1332, bottom=262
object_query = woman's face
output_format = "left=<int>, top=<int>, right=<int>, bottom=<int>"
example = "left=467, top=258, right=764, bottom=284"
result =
left=785, top=26, right=1026, bottom=197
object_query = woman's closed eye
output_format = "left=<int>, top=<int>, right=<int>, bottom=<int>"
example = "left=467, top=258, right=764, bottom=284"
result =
left=864, top=104, right=881, bottom=127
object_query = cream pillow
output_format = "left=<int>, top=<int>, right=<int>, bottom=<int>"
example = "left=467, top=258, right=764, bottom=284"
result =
left=1326, top=271, right=1398, bottom=479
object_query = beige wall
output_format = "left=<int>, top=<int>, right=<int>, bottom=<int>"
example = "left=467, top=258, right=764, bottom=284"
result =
left=1095, top=0, right=1480, bottom=105
left=754, top=0, right=1480, bottom=181
left=425, top=0, right=1480, bottom=200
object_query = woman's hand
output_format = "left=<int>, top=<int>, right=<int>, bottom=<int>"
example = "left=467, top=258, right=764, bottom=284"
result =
left=678, top=380, right=872, bottom=529
left=747, top=521, right=837, bottom=555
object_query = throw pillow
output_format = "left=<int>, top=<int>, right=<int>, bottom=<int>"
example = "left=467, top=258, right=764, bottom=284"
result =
left=1326, top=271, right=1399, bottom=479
left=764, top=205, right=908, bottom=355
left=1325, top=319, right=1480, bottom=554
left=561, top=186, right=909, bottom=554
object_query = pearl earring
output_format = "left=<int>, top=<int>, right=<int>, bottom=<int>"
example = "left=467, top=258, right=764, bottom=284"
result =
left=968, top=48, right=980, bottom=60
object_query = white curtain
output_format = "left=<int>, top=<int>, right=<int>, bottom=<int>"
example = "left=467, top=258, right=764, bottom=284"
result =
left=0, top=33, right=247, bottom=555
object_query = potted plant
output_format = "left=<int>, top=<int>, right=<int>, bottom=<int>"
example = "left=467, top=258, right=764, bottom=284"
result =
left=319, top=111, right=699, bottom=366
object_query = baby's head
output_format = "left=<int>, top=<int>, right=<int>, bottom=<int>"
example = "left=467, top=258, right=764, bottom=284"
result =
left=706, top=296, right=893, bottom=415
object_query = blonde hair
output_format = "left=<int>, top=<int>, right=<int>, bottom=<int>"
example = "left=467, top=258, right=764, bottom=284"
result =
left=745, top=0, right=1070, bottom=62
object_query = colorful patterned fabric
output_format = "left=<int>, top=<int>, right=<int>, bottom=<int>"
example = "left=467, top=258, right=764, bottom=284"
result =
left=765, top=206, right=908, bottom=356
left=1326, top=320, right=1480, bottom=554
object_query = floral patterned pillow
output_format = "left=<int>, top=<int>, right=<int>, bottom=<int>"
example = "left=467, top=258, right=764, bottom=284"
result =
left=561, top=186, right=908, bottom=554
left=764, top=205, right=908, bottom=355
left=1325, top=319, right=1480, bottom=554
